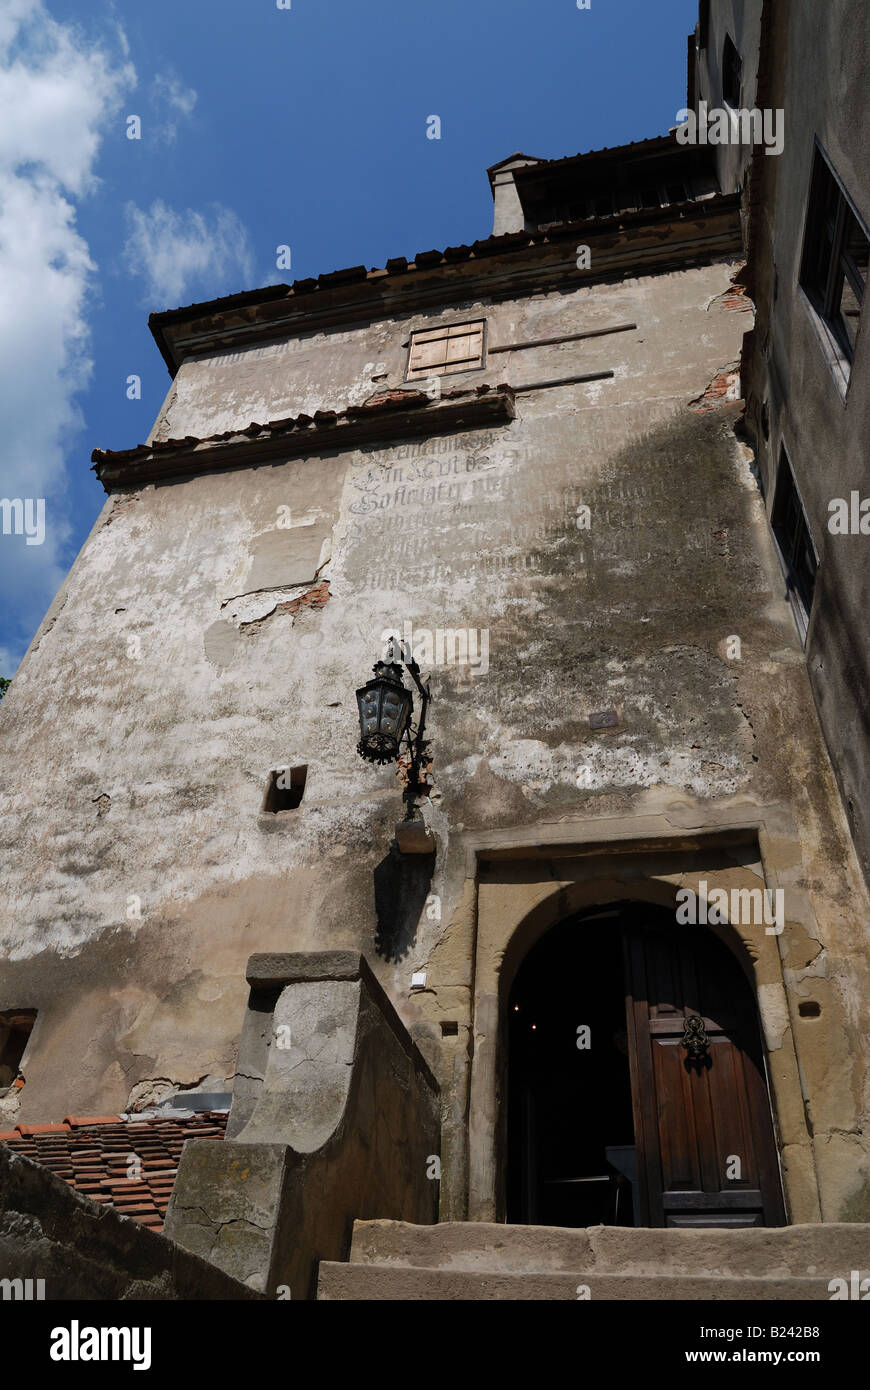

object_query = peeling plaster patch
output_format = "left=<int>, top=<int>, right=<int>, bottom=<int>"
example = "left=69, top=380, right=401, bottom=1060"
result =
left=205, top=577, right=332, bottom=662
left=472, top=733, right=745, bottom=801
left=788, top=938, right=826, bottom=976
left=221, top=585, right=317, bottom=626
left=203, top=619, right=242, bottom=670
left=242, top=522, right=332, bottom=594
left=102, top=495, right=140, bottom=529
left=126, top=1073, right=210, bottom=1113
left=238, top=581, right=330, bottom=635
left=153, top=386, right=178, bottom=442
left=575, top=741, right=743, bottom=795
left=0, top=1090, right=22, bottom=1126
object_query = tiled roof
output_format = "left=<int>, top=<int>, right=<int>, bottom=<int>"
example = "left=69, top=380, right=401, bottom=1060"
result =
left=0, top=1113, right=227, bottom=1232
left=91, top=383, right=517, bottom=490
left=512, top=132, right=679, bottom=173
left=155, top=137, right=687, bottom=327
left=151, top=187, right=726, bottom=329
left=145, top=183, right=740, bottom=377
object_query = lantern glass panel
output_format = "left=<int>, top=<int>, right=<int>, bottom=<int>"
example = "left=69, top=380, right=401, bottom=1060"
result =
left=356, top=665, right=412, bottom=763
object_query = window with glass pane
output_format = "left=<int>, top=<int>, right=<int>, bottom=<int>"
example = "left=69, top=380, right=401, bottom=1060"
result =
left=800, top=147, right=869, bottom=367
left=722, top=35, right=742, bottom=107
left=771, top=449, right=817, bottom=635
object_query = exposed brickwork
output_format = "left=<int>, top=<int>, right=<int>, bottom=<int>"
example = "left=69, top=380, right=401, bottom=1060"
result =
left=718, top=285, right=753, bottom=313
left=689, top=368, right=742, bottom=413
left=0, top=1113, right=227, bottom=1232
left=277, top=579, right=331, bottom=616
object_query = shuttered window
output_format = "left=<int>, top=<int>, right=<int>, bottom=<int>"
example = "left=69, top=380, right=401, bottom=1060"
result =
left=406, top=320, right=486, bottom=380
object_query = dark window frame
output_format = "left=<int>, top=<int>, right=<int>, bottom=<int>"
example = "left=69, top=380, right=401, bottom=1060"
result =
left=722, top=34, right=742, bottom=108
left=770, top=444, right=818, bottom=643
left=799, top=142, right=869, bottom=374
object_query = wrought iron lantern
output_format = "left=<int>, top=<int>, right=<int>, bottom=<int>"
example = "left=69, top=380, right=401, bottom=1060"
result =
left=356, top=659, right=413, bottom=765
left=355, top=639, right=432, bottom=832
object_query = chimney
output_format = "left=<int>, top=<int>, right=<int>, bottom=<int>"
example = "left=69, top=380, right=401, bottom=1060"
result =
left=487, top=154, right=545, bottom=236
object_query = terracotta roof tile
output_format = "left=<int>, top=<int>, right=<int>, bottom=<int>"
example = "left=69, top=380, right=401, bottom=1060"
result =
left=0, top=1112, right=227, bottom=1233
left=91, top=382, right=516, bottom=491
left=16, top=1123, right=71, bottom=1135
left=64, top=1114, right=123, bottom=1127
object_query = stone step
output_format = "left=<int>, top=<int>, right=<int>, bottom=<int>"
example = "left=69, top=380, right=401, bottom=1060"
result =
left=317, top=1263, right=837, bottom=1301
left=346, top=1219, right=870, bottom=1280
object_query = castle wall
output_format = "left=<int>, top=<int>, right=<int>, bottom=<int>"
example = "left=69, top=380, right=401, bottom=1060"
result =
left=1, top=253, right=868, bottom=1219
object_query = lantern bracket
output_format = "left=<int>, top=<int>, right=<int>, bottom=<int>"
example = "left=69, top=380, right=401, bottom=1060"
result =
left=392, top=641, right=432, bottom=822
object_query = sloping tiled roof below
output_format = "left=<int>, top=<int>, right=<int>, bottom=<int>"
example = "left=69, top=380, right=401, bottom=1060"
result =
left=0, top=1113, right=227, bottom=1232
left=92, top=383, right=517, bottom=491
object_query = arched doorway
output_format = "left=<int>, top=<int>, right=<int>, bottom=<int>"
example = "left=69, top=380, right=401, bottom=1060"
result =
left=506, top=902, right=785, bottom=1228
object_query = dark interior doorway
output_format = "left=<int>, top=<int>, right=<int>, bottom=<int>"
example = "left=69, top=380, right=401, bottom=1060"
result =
left=505, top=901, right=785, bottom=1229
left=506, top=910, right=635, bottom=1227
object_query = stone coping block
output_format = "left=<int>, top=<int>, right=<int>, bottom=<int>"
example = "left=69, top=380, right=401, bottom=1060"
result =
left=243, top=951, right=438, bottom=1094
left=165, top=951, right=440, bottom=1297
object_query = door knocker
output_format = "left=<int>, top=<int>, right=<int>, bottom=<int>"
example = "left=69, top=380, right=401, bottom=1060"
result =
left=681, top=1013, right=711, bottom=1068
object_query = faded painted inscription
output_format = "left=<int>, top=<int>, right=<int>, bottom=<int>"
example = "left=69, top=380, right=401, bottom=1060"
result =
left=349, top=432, right=507, bottom=517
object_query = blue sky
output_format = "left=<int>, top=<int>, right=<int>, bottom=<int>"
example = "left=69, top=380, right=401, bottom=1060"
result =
left=0, top=0, right=698, bottom=676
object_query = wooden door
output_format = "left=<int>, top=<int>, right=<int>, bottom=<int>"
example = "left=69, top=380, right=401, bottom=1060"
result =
left=624, top=920, right=785, bottom=1228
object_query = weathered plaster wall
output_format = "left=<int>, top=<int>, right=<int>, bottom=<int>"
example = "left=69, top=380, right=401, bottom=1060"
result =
left=694, top=0, right=764, bottom=206
left=737, top=0, right=870, bottom=891
left=0, top=253, right=868, bottom=1220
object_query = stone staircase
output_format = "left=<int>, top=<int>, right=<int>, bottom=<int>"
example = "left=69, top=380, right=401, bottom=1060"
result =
left=317, top=1219, right=870, bottom=1300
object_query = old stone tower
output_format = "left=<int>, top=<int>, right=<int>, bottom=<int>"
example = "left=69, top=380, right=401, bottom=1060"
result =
left=2, top=0, right=870, bottom=1302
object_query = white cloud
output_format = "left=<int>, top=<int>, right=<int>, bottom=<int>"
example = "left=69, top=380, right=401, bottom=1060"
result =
left=152, top=71, right=197, bottom=144
left=0, top=1, right=135, bottom=675
left=123, top=198, right=255, bottom=307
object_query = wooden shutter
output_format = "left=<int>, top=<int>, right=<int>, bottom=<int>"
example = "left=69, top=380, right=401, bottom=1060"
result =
left=407, top=321, right=485, bottom=379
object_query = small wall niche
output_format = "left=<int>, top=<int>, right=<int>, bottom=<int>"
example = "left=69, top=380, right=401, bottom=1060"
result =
left=798, top=1000, right=821, bottom=1018
left=0, top=1010, right=37, bottom=1089
left=262, top=765, right=308, bottom=813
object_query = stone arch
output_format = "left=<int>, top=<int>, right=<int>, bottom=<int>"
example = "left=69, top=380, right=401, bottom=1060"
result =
left=497, top=877, right=764, bottom=1016
left=466, top=850, right=818, bottom=1226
